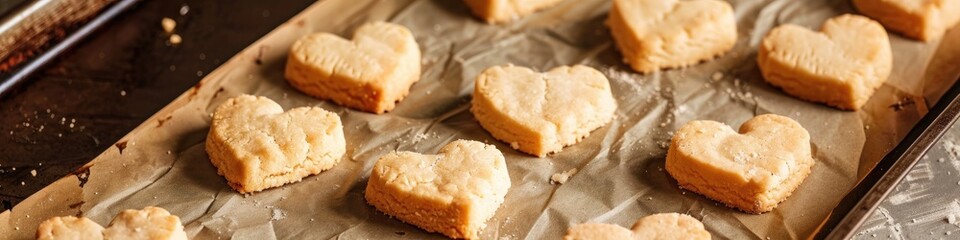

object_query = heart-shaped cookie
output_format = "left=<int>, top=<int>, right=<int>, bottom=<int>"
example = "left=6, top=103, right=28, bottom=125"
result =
left=205, top=95, right=346, bottom=193
left=854, top=0, right=960, bottom=41
left=471, top=65, right=617, bottom=157
left=563, top=213, right=711, bottom=240
left=37, top=207, right=186, bottom=240
left=37, top=216, right=105, bottom=240
left=607, top=0, right=737, bottom=73
left=666, top=114, right=814, bottom=213
left=285, top=21, right=421, bottom=114
left=463, top=0, right=563, bottom=23
left=365, top=140, right=511, bottom=239
left=102, top=207, right=187, bottom=240
left=758, top=14, right=892, bottom=110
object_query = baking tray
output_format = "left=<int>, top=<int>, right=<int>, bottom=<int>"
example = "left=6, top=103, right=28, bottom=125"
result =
left=1, top=0, right=959, bottom=239
left=0, top=0, right=136, bottom=96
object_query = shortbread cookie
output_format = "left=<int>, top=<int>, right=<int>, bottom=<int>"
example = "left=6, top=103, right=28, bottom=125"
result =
left=758, top=14, right=892, bottom=110
left=607, top=0, right=737, bottom=73
left=564, top=213, right=711, bottom=240
left=36, top=216, right=105, bottom=240
left=205, top=95, right=346, bottom=193
left=853, top=0, right=960, bottom=41
left=463, top=0, right=563, bottom=23
left=471, top=65, right=616, bottom=157
left=666, top=114, right=814, bottom=213
left=285, top=21, right=421, bottom=114
left=365, top=140, right=511, bottom=239
left=102, top=207, right=187, bottom=240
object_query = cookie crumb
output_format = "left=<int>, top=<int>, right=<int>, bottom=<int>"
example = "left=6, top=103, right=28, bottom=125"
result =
left=550, top=168, right=578, bottom=184
left=711, top=72, right=723, bottom=81
left=161, top=17, right=176, bottom=33
left=179, top=5, right=189, bottom=15
left=271, top=208, right=286, bottom=221
left=30, top=170, right=36, bottom=177
left=169, top=34, right=182, bottom=45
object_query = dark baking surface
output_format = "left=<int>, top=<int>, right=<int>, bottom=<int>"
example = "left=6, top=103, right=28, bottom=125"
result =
left=0, top=0, right=315, bottom=210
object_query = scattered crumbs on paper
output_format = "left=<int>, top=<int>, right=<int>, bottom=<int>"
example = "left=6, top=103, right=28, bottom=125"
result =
left=271, top=208, right=286, bottom=221
left=161, top=17, right=176, bottom=33
left=711, top=72, right=723, bottom=81
left=944, top=138, right=960, bottom=161
left=411, top=132, right=432, bottom=144
left=947, top=214, right=957, bottom=225
left=550, top=168, right=578, bottom=185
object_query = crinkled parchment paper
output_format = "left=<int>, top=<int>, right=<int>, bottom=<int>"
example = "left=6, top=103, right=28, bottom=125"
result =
left=3, top=0, right=960, bottom=239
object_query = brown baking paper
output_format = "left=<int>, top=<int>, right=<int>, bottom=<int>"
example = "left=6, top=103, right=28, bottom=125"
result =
left=4, top=0, right=960, bottom=239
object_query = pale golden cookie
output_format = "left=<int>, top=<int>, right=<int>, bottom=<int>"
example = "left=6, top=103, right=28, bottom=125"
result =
left=463, top=0, right=563, bottom=23
left=102, top=207, right=187, bottom=240
left=365, top=140, right=511, bottom=239
left=854, top=0, right=960, bottom=41
left=471, top=65, right=617, bottom=157
left=36, top=216, right=105, bottom=240
left=758, top=14, right=892, bottom=110
left=607, top=0, right=737, bottom=73
left=564, top=213, right=711, bottom=240
left=205, top=95, right=346, bottom=193
left=285, top=21, right=421, bottom=114
left=666, top=114, right=814, bottom=213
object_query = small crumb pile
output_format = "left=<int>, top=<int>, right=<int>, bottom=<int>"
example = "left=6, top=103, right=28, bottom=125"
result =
left=161, top=17, right=182, bottom=44
left=550, top=168, right=578, bottom=185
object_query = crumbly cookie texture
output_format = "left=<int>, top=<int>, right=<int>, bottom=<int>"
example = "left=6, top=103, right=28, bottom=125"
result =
left=36, top=216, right=105, bottom=240
left=102, top=207, right=188, bottom=240
left=666, top=114, right=814, bottom=214
left=758, top=14, right=892, bottom=111
left=463, top=0, right=563, bottom=23
left=471, top=65, right=617, bottom=157
left=564, top=213, right=711, bottom=240
left=853, top=0, right=960, bottom=41
left=205, top=95, right=346, bottom=193
left=365, top=140, right=511, bottom=239
left=606, top=0, right=737, bottom=73
left=285, top=21, right=420, bottom=114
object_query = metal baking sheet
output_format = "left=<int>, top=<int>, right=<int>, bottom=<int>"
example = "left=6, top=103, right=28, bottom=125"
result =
left=3, top=0, right=960, bottom=239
